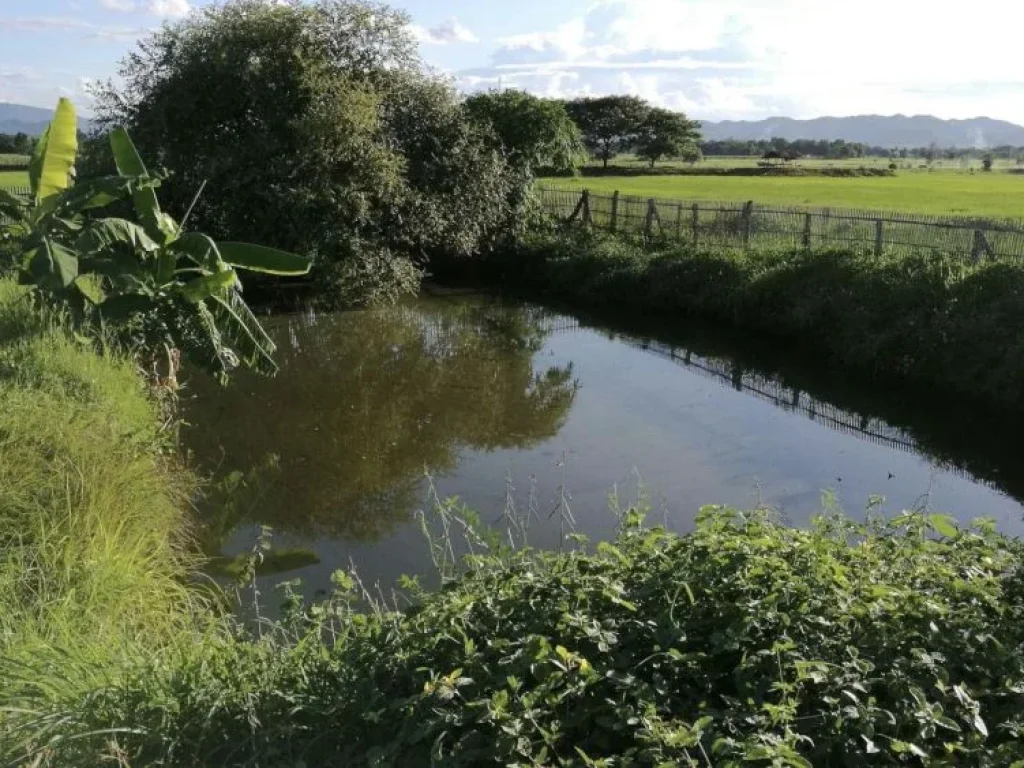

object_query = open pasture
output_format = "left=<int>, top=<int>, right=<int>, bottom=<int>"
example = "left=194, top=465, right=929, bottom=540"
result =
left=542, top=170, right=1024, bottom=218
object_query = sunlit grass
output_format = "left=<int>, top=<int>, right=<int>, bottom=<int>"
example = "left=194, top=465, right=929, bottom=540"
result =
left=0, top=170, right=28, bottom=189
left=0, top=280, right=205, bottom=709
left=541, top=171, right=1024, bottom=218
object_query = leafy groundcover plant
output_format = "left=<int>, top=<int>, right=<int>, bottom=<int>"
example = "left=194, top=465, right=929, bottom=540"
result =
left=9, top=506, right=1024, bottom=766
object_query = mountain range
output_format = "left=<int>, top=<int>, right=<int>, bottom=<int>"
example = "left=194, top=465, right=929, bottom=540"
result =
left=700, top=115, right=1024, bottom=148
left=6, top=101, right=1024, bottom=150
left=0, top=103, right=94, bottom=136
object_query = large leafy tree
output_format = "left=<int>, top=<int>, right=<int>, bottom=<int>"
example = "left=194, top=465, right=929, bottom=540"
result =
left=90, top=0, right=517, bottom=306
left=565, top=95, right=650, bottom=168
left=465, top=90, right=586, bottom=176
left=634, top=107, right=702, bottom=167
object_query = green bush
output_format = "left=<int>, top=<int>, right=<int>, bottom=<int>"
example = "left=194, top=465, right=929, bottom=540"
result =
left=491, top=229, right=1024, bottom=411
left=10, top=505, right=1024, bottom=766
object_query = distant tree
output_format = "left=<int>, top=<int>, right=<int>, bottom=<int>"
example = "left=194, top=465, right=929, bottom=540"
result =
left=633, top=107, right=702, bottom=167
left=12, top=132, right=31, bottom=154
left=761, top=149, right=785, bottom=166
left=982, top=153, right=994, bottom=172
left=565, top=95, right=650, bottom=168
left=464, top=89, right=586, bottom=175
left=680, top=144, right=703, bottom=165
left=783, top=150, right=802, bottom=162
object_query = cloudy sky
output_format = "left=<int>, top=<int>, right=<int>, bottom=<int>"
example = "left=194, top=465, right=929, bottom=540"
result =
left=3, top=0, right=1024, bottom=124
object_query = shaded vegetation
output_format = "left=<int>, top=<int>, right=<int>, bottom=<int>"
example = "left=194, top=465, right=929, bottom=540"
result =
left=489, top=228, right=1024, bottom=412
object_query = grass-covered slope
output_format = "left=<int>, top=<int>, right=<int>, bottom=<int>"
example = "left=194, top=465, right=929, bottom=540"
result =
left=0, top=280, right=200, bottom=722
left=490, top=230, right=1024, bottom=412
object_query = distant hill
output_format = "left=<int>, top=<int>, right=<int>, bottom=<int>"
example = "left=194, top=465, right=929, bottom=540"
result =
left=700, top=115, right=1024, bottom=148
left=0, top=103, right=94, bottom=135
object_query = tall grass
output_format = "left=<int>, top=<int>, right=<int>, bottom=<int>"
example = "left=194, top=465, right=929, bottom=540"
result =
left=0, top=280, right=204, bottom=719
left=489, top=228, right=1024, bottom=412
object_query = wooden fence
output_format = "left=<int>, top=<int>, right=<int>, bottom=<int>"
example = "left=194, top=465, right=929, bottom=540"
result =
left=538, top=186, right=1024, bottom=261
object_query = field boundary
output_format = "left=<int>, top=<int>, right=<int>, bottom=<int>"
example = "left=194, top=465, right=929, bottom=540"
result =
left=538, top=186, right=1024, bottom=261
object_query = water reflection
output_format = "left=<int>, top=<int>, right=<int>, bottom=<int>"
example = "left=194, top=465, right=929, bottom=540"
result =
left=185, top=297, right=578, bottom=544
left=183, top=292, right=1024, bottom=592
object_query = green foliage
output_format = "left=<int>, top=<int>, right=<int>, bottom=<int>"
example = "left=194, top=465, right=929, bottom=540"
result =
left=9, top=506, right=1024, bottom=766
left=634, top=106, right=702, bottom=167
left=0, top=279, right=202, bottom=708
left=27, top=97, right=77, bottom=205
left=466, top=89, right=587, bottom=175
left=91, top=0, right=524, bottom=306
left=495, top=229, right=1024, bottom=411
left=566, top=95, right=651, bottom=168
left=1, top=102, right=310, bottom=380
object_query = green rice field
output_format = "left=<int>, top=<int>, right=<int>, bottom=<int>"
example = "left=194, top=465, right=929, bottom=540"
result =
left=0, top=171, right=28, bottom=189
left=541, top=170, right=1024, bottom=219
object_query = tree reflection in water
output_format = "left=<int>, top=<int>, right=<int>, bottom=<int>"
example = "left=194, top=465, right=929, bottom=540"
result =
left=184, top=297, right=578, bottom=547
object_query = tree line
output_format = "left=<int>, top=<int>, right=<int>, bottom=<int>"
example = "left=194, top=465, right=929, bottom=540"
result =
left=0, top=132, right=33, bottom=156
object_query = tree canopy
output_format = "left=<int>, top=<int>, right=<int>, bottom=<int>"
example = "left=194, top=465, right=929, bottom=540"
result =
left=634, top=107, right=702, bottom=167
left=465, top=89, right=586, bottom=176
left=565, top=96, right=651, bottom=168
left=90, top=0, right=521, bottom=306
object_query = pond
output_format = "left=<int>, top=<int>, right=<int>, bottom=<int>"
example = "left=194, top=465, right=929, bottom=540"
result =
left=184, top=290, right=1024, bottom=599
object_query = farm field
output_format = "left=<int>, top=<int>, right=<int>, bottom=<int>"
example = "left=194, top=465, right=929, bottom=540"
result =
left=597, top=154, right=1020, bottom=173
left=0, top=170, right=28, bottom=189
left=541, top=171, right=1024, bottom=218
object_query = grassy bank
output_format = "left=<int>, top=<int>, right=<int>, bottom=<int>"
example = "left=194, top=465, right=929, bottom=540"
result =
left=488, top=229, right=1024, bottom=413
left=0, top=280, right=202, bottom=732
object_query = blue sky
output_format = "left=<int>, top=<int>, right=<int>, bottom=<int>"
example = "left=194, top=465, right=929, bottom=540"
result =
left=4, top=0, right=1024, bottom=125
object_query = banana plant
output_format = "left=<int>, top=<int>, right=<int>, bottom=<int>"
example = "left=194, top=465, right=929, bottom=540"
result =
left=0, top=99, right=311, bottom=381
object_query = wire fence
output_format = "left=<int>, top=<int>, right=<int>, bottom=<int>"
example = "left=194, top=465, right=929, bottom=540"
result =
left=0, top=187, right=29, bottom=225
left=538, top=186, right=1024, bottom=261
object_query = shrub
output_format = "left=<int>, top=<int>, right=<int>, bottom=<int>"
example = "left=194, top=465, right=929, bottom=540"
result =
left=9, top=506, right=1024, bottom=766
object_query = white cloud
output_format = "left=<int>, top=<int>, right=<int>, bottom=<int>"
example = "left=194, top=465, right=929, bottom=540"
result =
left=413, top=18, right=478, bottom=46
left=100, top=0, right=137, bottom=10
left=455, top=0, right=1024, bottom=124
left=147, top=0, right=191, bottom=17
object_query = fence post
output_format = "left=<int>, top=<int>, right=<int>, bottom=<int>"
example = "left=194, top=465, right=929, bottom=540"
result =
left=691, top=203, right=699, bottom=246
left=802, top=213, right=812, bottom=249
left=675, top=202, right=683, bottom=241
left=610, top=191, right=619, bottom=233
left=972, top=229, right=994, bottom=262
left=874, top=219, right=884, bottom=257
left=581, top=189, right=592, bottom=227
left=742, top=201, right=754, bottom=248
left=644, top=198, right=657, bottom=239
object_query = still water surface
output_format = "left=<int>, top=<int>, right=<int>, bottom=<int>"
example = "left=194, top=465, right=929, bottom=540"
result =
left=184, top=292, right=1024, bottom=598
